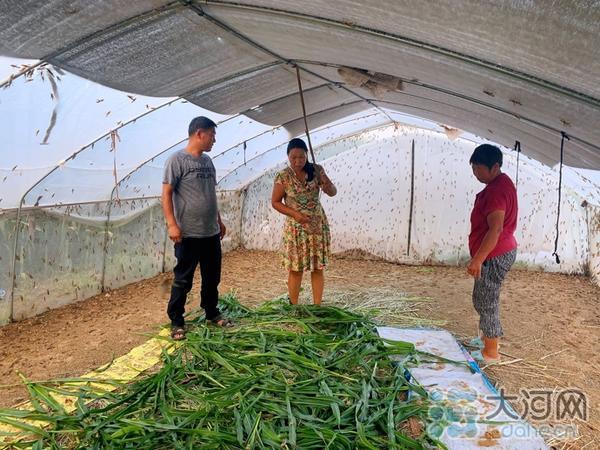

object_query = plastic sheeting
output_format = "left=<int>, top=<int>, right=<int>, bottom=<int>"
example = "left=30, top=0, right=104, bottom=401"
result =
left=203, top=3, right=600, bottom=169
left=377, top=327, right=549, bottom=449
left=589, top=204, right=600, bottom=285
left=0, top=191, right=243, bottom=324
left=2, top=0, right=599, bottom=171
left=242, top=124, right=598, bottom=275
left=222, top=1, right=599, bottom=99
left=217, top=111, right=391, bottom=190
left=0, top=60, right=277, bottom=209
left=0, top=62, right=175, bottom=209
left=8, top=206, right=107, bottom=322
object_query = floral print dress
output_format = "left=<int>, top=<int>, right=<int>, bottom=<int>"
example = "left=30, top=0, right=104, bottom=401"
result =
left=274, top=166, right=331, bottom=271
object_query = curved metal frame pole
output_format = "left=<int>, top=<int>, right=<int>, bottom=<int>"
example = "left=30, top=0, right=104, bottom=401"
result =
left=98, top=112, right=245, bottom=289
left=0, top=61, right=45, bottom=89
left=218, top=116, right=394, bottom=190
left=7, top=98, right=179, bottom=319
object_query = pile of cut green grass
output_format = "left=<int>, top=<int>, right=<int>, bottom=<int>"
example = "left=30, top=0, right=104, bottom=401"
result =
left=0, top=295, right=446, bottom=449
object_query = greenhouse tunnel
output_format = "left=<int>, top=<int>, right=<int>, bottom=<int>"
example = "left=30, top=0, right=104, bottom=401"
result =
left=0, top=1, right=600, bottom=448
left=0, top=1, right=599, bottom=324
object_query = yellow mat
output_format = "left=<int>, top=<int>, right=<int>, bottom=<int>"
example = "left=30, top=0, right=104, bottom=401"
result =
left=0, top=327, right=174, bottom=444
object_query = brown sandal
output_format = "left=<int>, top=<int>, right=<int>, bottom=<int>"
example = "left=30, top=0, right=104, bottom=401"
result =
left=170, top=327, right=186, bottom=340
left=207, top=316, right=234, bottom=328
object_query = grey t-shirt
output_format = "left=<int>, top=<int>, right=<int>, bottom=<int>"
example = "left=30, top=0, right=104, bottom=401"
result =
left=163, top=150, right=219, bottom=238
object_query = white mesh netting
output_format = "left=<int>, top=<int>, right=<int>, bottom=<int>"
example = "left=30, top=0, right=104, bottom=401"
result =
left=241, top=125, right=599, bottom=275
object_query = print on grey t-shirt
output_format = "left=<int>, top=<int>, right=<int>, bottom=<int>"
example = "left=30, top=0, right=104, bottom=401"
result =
left=163, top=150, right=219, bottom=238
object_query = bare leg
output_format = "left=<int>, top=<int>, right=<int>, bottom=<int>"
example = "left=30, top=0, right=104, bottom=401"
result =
left=288, top=270, right=303, bottom=304
left=311, top=269, right=324, bottom=305
left=482, top=336, right=500, bottom=360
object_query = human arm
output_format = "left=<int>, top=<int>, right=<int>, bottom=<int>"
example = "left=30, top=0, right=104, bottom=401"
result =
left=467, top=210, right=505, bottom=278
left=315, top=165, right=337, bottom=197
left=162, top=183, right=182, bottom=243
left=271, top=182, right=310, bottom=224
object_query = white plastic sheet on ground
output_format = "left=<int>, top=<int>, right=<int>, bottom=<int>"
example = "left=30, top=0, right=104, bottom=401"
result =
left=377, top=327, right=549, bottom=450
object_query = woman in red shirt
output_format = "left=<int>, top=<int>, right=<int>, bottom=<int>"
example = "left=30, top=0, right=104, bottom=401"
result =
left=467, top=144, right=518, bottom=362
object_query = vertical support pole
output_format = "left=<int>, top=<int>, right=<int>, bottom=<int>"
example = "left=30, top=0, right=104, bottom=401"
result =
left=295, top=66, right=317, bottom=164
left=552, top=131, right=569, bottom=264
left=584, top=201, right=590, bottom=276
left=9, top=202, right=23, bottom=322
left=514, top=140, right=521, bottom=191
left=407, top=139, right=415, bottom=256
left=100, top=199, right=114, bottom=292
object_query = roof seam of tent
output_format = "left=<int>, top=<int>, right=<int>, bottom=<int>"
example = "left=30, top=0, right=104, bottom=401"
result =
left=180, top=61, right=283, bottom=99
left=187, top=2, right=397, bottom=123
left=378, top=83, right=600, bottom=155
left=201, top=0, right=600, bottom=108
left=3, top=3, right=598, bottom=108
left=240, top=82, right=333, bottom=112
left=374, top=95, right=599, bottom=157
left=234, top=59, right=599, bottom=156
left=275, top=62, right=600, bottom=156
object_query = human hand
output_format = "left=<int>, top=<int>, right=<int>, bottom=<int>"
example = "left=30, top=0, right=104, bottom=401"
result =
left=168, top=224, right=182, bottom=243
left=467, top=258, right=483, bottom=278
left=219, top=221, right=227, bottom=240
left=293, top=211, right=311, bottom=224
left=315, top=165, right=336, bottom=196
left=315, top=165, right=327, bottom=185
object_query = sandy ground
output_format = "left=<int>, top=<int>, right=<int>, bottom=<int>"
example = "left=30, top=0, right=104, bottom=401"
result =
left=0, top=249, right=598, bottom=448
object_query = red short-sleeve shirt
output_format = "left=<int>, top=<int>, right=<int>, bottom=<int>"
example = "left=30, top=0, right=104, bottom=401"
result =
left=469, top=173, right=518, bottom=259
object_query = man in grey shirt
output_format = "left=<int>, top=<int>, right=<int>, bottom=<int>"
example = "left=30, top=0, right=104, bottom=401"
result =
left=162, top=116, right=231, bottom=339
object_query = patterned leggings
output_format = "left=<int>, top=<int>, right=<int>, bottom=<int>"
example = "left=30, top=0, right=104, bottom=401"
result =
left=472, top=249, right=517, bottom=338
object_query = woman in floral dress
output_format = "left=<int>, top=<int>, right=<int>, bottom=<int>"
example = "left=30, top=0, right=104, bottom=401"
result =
left=271, top=138, right=337, bottom=305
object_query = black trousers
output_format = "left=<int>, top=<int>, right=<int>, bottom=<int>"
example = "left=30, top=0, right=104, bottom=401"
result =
left=167, top=234, right=221, bottom=326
